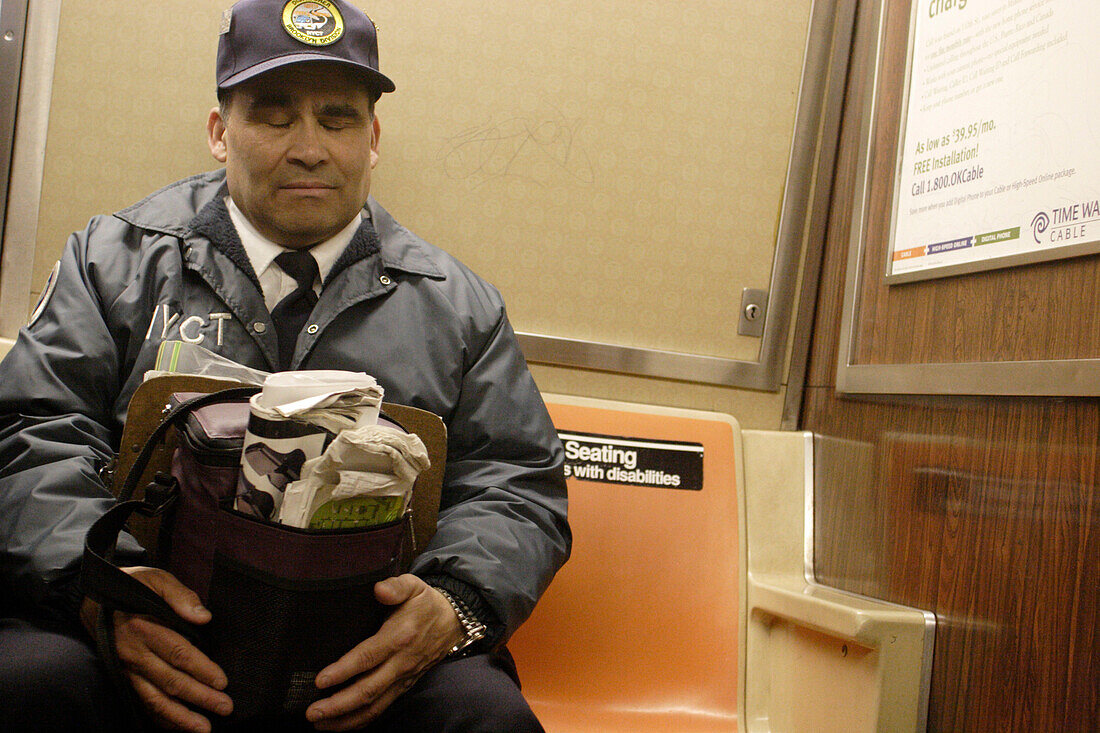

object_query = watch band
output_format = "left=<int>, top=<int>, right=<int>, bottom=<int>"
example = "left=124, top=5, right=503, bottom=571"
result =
left=434, top=587, right=487, bottom=657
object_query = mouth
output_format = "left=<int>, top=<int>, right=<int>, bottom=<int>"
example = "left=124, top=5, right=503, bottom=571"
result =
left=280, top=181, right=338, bottom=194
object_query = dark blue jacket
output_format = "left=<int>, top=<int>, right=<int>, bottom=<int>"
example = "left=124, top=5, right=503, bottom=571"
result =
left=0, top=169, right=570, bottom=644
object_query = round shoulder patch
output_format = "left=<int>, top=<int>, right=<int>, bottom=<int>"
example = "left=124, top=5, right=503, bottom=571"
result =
left=28, top=260, right=60, bottom=328
left=282, top=0, right=345, bottom=46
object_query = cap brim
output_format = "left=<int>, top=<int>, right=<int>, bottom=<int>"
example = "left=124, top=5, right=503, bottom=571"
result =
left=218, top=53, right=396, bottom=94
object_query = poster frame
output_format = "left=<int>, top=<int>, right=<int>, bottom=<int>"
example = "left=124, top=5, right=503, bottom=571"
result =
left=836, top=0, right=1100, bottom=396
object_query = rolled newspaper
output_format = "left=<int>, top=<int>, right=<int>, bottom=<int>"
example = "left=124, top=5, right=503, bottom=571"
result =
left=234, top=371, right=384, bottom=520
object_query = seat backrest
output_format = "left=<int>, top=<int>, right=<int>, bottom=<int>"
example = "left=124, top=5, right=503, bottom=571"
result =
left=112, top=374, right=446, bottom=554
left=508, top=395, right=745, bottom=730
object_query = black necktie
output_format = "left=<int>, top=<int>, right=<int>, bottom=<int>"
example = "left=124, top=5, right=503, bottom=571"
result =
left=271, top=249, right=319, bottom=370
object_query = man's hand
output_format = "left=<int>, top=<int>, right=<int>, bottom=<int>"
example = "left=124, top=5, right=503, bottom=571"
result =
left=305, top=574, right=465, bottom=731
left=80, top=566, right=232, bottom=733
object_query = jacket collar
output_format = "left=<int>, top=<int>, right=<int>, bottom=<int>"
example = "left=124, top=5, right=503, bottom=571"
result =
left=113, top=168, right=445, bottom=281
left=114, top=170, right=227, bottom=238
left=367, top=198, right=445, bottom=280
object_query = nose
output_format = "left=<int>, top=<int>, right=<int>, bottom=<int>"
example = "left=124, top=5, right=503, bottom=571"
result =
left=286, top=119, right=328, bottom=169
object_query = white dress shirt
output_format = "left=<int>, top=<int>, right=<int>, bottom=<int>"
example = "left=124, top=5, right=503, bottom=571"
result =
left=226, top=196, right=361, bottom=312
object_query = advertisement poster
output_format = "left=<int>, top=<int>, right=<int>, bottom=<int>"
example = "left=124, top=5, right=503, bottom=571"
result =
left=889, top=0, right=1100, bottom=281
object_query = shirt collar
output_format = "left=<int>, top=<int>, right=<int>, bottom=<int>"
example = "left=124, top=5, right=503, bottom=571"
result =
left=226, top=196, right=361, bottom=283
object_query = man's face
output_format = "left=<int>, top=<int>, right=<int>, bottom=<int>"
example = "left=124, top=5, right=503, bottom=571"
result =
left=207, top=63, right=381, bottom=249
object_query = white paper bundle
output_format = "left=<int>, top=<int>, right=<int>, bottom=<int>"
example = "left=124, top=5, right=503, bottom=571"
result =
left=278, top=424, right=430, bottom=530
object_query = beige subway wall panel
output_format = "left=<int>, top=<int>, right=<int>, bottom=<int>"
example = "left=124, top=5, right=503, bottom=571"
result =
left=31, top=1, right=814, bottom=402
left=741, top=429, right=936, bottom=733
left=368, top=0, right=812, bottom=362
left=33, top=0, right=226, bottom=288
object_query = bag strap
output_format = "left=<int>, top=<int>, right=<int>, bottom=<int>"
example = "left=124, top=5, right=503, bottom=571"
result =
left=83, top=496, right=198, bottom=638
left=84, top=497, right=183, bottom=733
left=82, top=386, right=260, bottom=706
left=84, top=386, right=259, bottom=614
left=79, top=386, right=257, bottom=727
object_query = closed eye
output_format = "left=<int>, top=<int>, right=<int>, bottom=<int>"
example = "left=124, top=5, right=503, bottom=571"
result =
left=316, top=103, right=366, bottom=130
left=245, top=93, right=295, bottom=127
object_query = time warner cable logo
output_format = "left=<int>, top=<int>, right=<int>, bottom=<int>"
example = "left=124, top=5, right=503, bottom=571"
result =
left=1031, top=211, right=1050, bottom=243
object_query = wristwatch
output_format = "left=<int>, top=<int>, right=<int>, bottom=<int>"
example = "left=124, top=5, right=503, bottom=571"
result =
left=434, top=587, right=487, bottom=657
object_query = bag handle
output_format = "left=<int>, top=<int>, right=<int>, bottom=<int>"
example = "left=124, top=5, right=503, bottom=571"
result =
left=83, top=495, right=193, bottom=733
left=83, top=496, right=197, bottom=637
left=78, top=386, right=258, bottom=728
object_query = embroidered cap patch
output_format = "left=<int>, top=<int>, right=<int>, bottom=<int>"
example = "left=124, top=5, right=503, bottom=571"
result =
left=282, top=0, right=344, bottom=46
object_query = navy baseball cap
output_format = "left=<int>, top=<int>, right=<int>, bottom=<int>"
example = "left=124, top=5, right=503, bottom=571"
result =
left=217, top=0, right=396, bottom=95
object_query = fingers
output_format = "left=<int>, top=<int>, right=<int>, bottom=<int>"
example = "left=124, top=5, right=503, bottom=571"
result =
left=308, top=658, right=418, bottom=731
left=314, top=576, right=428, bottom=689
left=131, top=615, right=229, bottom=691
left=314, top=630, right=394, bottom=690
left=306, top=621, right=421, bottom=726
left=307, top=579, right=462, bottom=727
left=373, top=573, right=421, bottom=606
left=112, top=567, right=233, bottom=728
left=114, top=614, right=233, bottom=716
left=311, top=671, right=417, bottom=731
left=316, top=577, right=435, bottom=689
left=128, top=671, right=218, bottom=733
left=125, top=566, right=213, bottom=625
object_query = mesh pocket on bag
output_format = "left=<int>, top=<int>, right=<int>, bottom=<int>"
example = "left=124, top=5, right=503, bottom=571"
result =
left=196, top=501, right=406, bottom=720
left=205, top=553, right=396, bottom=719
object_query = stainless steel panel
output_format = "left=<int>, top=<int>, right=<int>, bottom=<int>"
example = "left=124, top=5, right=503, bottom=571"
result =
left=0, top=0, right=28, bottom=261
left=737, top=288, right=769, bottom=338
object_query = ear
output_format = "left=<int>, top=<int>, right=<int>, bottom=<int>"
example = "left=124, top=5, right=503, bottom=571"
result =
left=207, top=106, right=228, bottom=163
left=369, top=114, right=381, bottom=170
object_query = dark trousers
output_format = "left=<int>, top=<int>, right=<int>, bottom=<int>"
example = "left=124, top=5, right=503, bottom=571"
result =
left=0, top=617, right=543, bottom=733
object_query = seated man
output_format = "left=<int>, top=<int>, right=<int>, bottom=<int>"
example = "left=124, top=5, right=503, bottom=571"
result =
left=0, top=1, right=570, bottom=731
